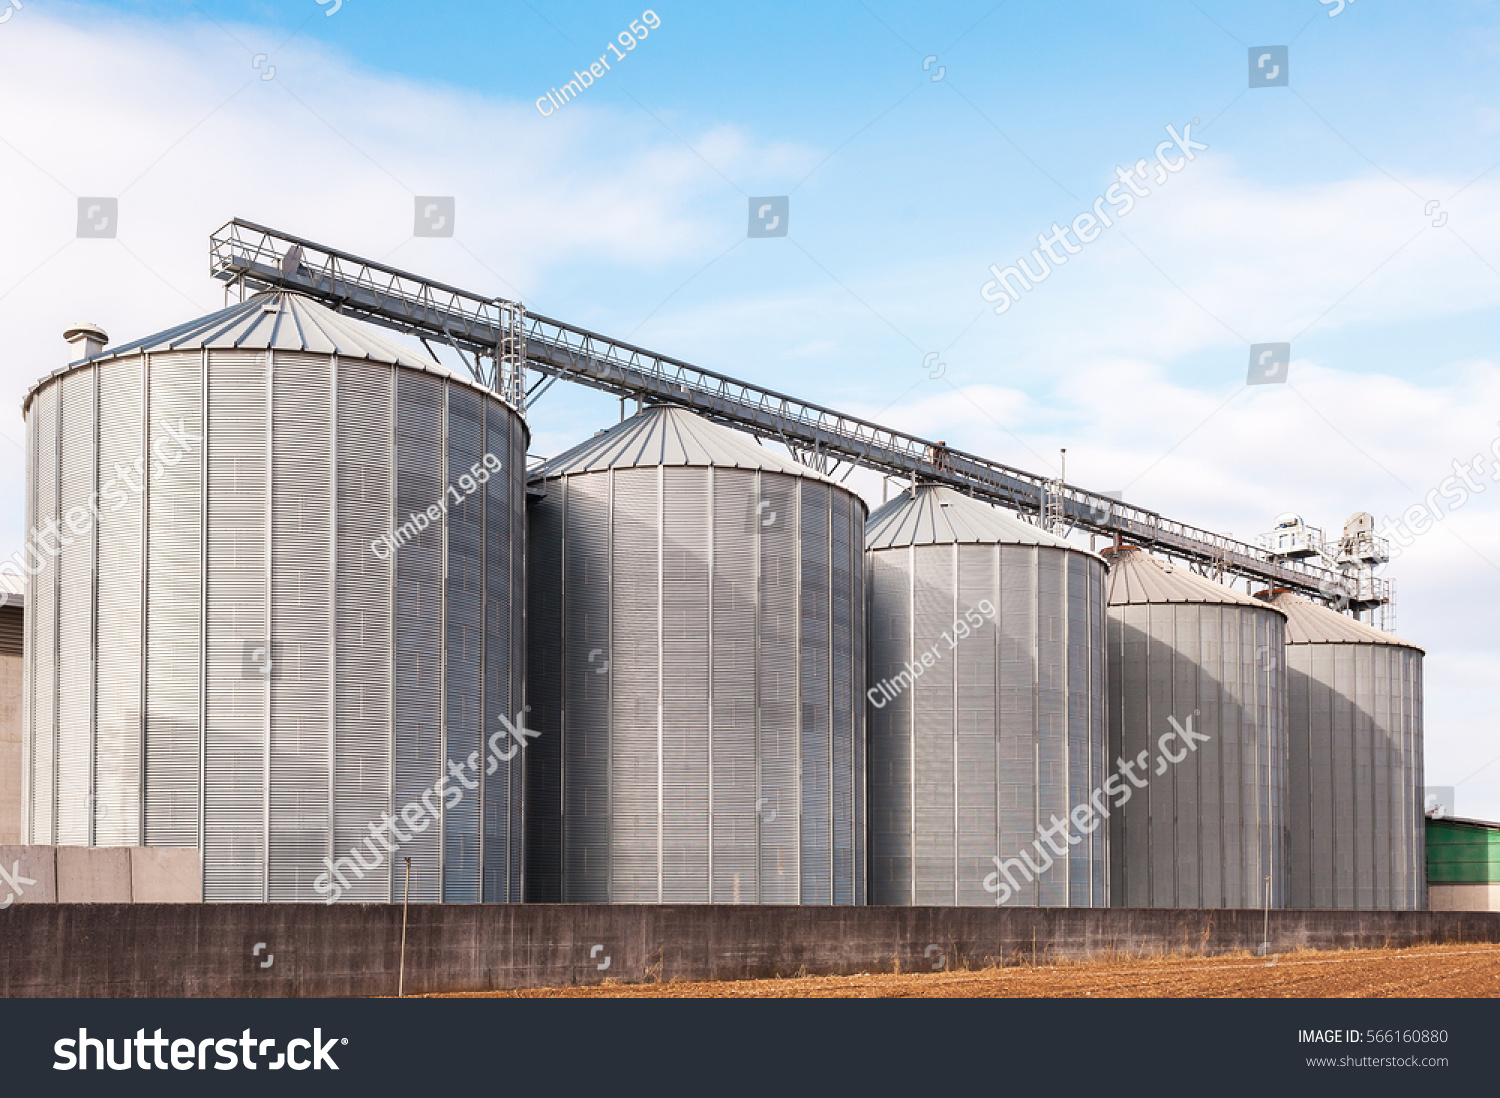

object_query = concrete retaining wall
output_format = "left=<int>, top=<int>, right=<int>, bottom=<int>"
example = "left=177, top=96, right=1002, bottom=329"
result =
left=129, top=848, right=203, bottom=902
left=0, top=846, right=56, bottom=904
left=55, top=846, right=132, bottom=903
left=1430, top=882, right=1500, bottom=911
left=0, top=846, right=200, bottom=905
left=3, top=903, right=1499, bottom=998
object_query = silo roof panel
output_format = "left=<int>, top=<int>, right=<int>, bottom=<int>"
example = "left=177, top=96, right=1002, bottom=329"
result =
left=1264, top=590, right=1422, bottom=651
left=77, top=291, right=449, bottom=371
left=529, top=404, right=847, bottom=488
left=1104, top=545, right=1283, bottom=612
left=865, top=483, right=1089, bottom=553
left=22, top=290, right=513, bottom=416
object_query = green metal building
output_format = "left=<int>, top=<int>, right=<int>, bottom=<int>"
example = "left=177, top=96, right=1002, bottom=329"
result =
left=1426, top=815, right=1500, bottom=911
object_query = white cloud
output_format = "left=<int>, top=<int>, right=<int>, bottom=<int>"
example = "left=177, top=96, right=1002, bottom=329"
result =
left=0, top=6, right=803, bottom=548
left=0, top=8, right=804, bottom=408
left=964, top=156, right=1500, bottom=364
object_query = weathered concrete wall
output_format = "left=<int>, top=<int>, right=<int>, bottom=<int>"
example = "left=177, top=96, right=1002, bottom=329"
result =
left=56, top=846, right=132, bottom=903
left=0, top=845, right=57, bottom=904
left=1430, top=883, right=1500, bottom=911
left=2, top=903, right=1498, bottom=999
left=0, top=846, right=198, bottom=906
left=130, top=847, right=202, bottom=903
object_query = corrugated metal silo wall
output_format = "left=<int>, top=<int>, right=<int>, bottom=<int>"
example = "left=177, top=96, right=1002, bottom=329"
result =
left=867, top=543, right=1107, bottom=906
left=96, top=356, right=144, bottom=844
left=56, top=369, right=95, bottom=847
left=524, top=466, right=866, bottom=904
left=1285, top=643, right=1424, bottom=910
left=1106, top=599, right=1287, bottom=909
left=206, top=348, right=268, bottom=895
left=24, top=379, right=54, bottom=845
left=22, top=352, right=527, bottom=903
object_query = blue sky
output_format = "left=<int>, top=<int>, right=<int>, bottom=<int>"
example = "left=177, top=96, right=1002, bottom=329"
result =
left=31, top=1, right=1498, bottom=400
left=2, top=0, right=1499, bottom=814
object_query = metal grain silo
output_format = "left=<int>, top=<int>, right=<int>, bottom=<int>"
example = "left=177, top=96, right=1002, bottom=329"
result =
left=1104, top=546, right=1287, bottom=909
left=866, top=485, right=1107, bottom=907
left=525, top=404, right=866, bottom=904
left=1261, top=591, right=1424, bottom=910
left=20, top=292, right=528, bottom=903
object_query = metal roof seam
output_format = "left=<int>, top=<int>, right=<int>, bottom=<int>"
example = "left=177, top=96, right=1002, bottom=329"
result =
left=20, top=291, right=524, bottom=416
left=1103, top=545, right=1286, bottom=613
left=865, top=483, right=1090, bottom=554
left=1267, top=590, right=1421, bottom=651
left=530, top=404, right=848, bottom=489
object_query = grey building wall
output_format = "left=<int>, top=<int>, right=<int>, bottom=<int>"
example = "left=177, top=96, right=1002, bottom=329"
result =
left=0, top=604, right=21, bottom=845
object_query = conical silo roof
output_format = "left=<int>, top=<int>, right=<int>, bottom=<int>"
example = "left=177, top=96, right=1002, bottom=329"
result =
left=25, top=291, right=469, bottom=414
left=1259, top=590, right=1422, bottom=652
left=865, top=483, right=1091, bottom=553
left=93, top=291, right=445, bottom=369
left=529, top=404, right=841, bottom=485
left=24, top=289, right=486, bottom=414
left=1103, top=544, right=1284, bottom=613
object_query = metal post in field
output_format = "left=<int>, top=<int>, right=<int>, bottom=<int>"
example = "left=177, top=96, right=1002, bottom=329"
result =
left=399, top=857, right=412, bottom=998
left=1261, top=872, right=1272, bottom=960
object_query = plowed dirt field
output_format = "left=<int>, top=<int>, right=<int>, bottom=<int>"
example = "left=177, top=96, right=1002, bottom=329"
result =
left=426, top=943, right=1500, bottom=998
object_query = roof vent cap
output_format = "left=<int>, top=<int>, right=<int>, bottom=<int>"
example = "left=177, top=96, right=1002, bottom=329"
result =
left=63, top=322, right=109, bottom=361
